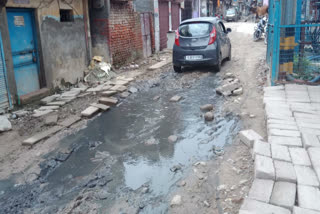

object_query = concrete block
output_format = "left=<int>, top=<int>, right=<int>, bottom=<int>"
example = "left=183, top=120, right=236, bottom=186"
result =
left=308, top=147, right=320, bottom=167
left=268, top=119, right=297, bottom=126
left=102, top=91, right=117, bottom=97
left=289, top=147, right=312, bottom=166
left=240, top=199, right=291, bottom=214
left=46, top=101, right=66, bottom=107
left=253, top=140, right=271, bottom=159
left=269, top=129, right=301, bottom=138
left=110, top=85, right=127, bottom=93
left=302, top=133, right=320, bottom=148
left=295, top=165, right=320, bottom=187
left=239, top=129, right=263, bottom=148
left=90, top=103, right=110, bottom=111
left=20, top=88, right=50, bottom=104
left=255, top=155, right=275, bottom=180
left=248, top=179, right=274, bottom=203
left=39, top=106, right=60, bottom=111
left=22, top=126, right=63, bottom=146
left=268, top=123, right=299, bottom=131
left=270, top=181, right=296, bottom=210
left=40, top=94, right=59, bottom=104
left=102, top=85, right=112, bottom=91
left=81, top=106, right=100, bottom=118
left=271, top=144, right=291, bottom=162
left=87, top=85, right=104, bottom=92
left=59, top=116, right=81, bottom=128
left=148, top=59, right=170, bottom=70
left=297, top=185, right=320, bottom=211
left=0, top=116, right=12, bottom=132
left=32, top=109, right=53, bottom=118
left=170, top=95, right=182, bottom=102
left=45, top=114, right=58, bottom=126
left=99, top=97, right=118, bottom=106
left=274, top=160, right=297, bottom=183
left=269, top=136, right=303, bottom=147
left=293, top=206, right=320, bottom=214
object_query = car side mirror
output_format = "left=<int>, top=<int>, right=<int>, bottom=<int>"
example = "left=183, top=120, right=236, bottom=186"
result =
left=227, top=28, right=232, bottom=33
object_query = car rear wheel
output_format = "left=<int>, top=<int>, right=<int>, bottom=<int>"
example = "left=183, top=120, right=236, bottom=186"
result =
left=214, top=53, right=222, bottom=72
left=173, top=65, right=182, bottom=73
left=227, top=45, right=232, bottom=61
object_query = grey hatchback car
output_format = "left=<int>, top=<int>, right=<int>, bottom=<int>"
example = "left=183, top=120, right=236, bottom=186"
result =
left=172, top=17, right=232, bottom=72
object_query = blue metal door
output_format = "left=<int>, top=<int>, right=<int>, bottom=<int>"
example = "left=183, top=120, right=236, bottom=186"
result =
left=7, top=9, right=40, bottom=96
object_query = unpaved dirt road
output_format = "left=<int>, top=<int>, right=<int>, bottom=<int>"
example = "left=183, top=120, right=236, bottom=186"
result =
left=0, top=22, right=267, bottom=214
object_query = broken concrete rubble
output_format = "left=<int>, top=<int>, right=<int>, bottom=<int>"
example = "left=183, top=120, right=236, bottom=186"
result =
left=216, top=78, right=242, bottom=96
left=0, top=115, right=12, bottom=132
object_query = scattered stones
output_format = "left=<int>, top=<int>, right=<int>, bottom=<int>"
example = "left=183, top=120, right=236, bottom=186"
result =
left=97, top=190, right=109, bottom=200
left=170, top=165, right=182, bottom=172
left=141, top=187, right=149, bottom=194
left=88, top=141, right=103, bottom=150
left=213, top=146, right=224, bottom=156
left=99, top=97, right=118, bottom=106
left=170, top=195, right=182, bottom=207
left=233, top=87, right=243, bottom=96
left=81, top=106, right=100, bottom=118
left=13, top=110, right=29, bottom=117
left=217, top=184, right=227, bottom=191
left=32, top=109, right=54, bottom=118
left=216, top=79, right=241, bottom=96
left=203, top=200, right=210, bottom=207
left=168, top=135, right=178, bottom=143
left=101, top=91, right=117, bottom=97
left=90, top=103, right=110, bottom=111
left=239, top=129, right=263, bottom=148
left=204, top=112, right=214, bottom=121
left=120, top=92, right=130, bottom=98
left=153, top=96, right=160, bottom=101
left=45, top=114, right=58, bottom=126
left=170, top=95, right=182, bottom=102
left=179, top=180, right=186, bottom=187
left=200, top=104, right=214, bottom=111
left=128, top=87, right=138, bottom=93
left=144, top=137, right=158, bottom=145
left=0, top=116, right=12, bottom=132
left=249, top=114, right=256, bottom=118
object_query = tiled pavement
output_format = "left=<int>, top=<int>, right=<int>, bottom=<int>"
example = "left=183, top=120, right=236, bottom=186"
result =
left=239, top=85, right=320, bottom=214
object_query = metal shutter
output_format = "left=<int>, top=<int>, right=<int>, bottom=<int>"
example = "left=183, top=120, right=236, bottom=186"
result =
left=159, top=1, right=169, bottom=50
left=0, top=31, right=11, bottom=112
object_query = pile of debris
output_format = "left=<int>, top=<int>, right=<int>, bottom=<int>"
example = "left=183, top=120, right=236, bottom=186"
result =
left=84, top=56, right=116, bottom=84
left=216, top=73, right=243, bottom=96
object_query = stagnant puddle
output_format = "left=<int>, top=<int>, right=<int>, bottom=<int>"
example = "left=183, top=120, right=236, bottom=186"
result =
left=0, top=71, right=240, bottom=214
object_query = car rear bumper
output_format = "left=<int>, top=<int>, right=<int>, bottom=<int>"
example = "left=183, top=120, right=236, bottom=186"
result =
left=172, top=44, right=219, bottom=67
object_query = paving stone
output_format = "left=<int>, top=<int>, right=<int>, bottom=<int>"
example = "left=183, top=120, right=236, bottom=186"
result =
left=295, top=165, right=320, bottom=187
left=40, top=95, right=59, bottom=104
left=274, top=160, right=296, bottom=183
left=90, top=103, right=110, bottom=111
left=101, top=91, right=117, bottom=97
left=110, top=85, right=127, bottom=92
left=297, top=185, right=320, bottom=211
left=269, top=136, right=303, bottom=147
left=128, top=87, right=138, bottom=93
left=22, top=126, right=63, bottom=146
left=268, top=119, right=297, bottom=126
left=39, top=106, right=60, bottom=111
left=240, top=198, right=291, bottom=214
left=0, top=115, right=12, bottom=132
left=268, top=123, right=299, bottom=131
left=271, top=144, right=291, bottom=162
left=255, top=155, right=275, bottom=180
left=248, top=179, right=274, bottom=203
left=269, top=129, right=301, bottom=138
left=239, top=129, right=263, bottom=148
left=59, top=116, right=81, bottom=127
left=45, top=114, right=58, bottom=126
left=81, top=106, right=100, bottom=118
left=46, top=101, right=66, bottom=107
left=270, top=181, right=296, bottom=210
left=99, top=97, right=118, bottom=106
left=302, top=133, right=320, bottom=148
left=289, top=147, right=312, bottom=166
left=308, top=147, right=320, bottom=167
left=32, top=109, right=54, bottom=118
left=253, top=140, right=271, bottom=159
left=293, top=206, right=320, bottom=214
left=170, top=95, right=182, bottom=102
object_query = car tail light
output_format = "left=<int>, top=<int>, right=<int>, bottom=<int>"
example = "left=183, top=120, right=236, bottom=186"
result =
left=208, top=27, right=217, bottom=45
left=175, top=30, right=180, bottom=46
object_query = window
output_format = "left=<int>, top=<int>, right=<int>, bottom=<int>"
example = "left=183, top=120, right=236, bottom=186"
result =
left=218, top=22, right=226, bottom=33
left=60, top=9, right=74, bottom=22
left=179, top=22, right=213, bottom=37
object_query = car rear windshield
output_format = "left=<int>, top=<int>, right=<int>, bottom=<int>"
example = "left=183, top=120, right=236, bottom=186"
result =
left=227, top=9, right=235, bottom=15
left=179, top=22, right=213, bottom=37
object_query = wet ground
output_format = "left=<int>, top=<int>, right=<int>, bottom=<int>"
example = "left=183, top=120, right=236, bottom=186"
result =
left=0, top=68, right=240, bottom=214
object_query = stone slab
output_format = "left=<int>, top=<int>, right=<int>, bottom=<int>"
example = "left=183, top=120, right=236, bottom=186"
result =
left=0, top=116, right=12, bottom=132
left=270, top=181, right=296, bottom=210
left=274, top=160, right=297, bottom=183
left=20, top=88, right=50, bottom=105
left=302, top=133, right=320, bottom=148
left=99, top=97, right=118, bottom=106
left=87, top=85, right=104, bottom=92
left=268, top=119, right=297, bottom=126
left=269, top=129, right=301, bottom=138
left=45, top=114, right=58, bottom=126
left=101, top=91, right=117, bottom=97
left=110, top=85, right=127, bottom=93
left=268, top=123, right=299, bottom=131
left=271, top=144, right=291, bottom=162
left=40, top=94, right=59, bottom=104
left=253, top=140, right=271, bottom=159
left=248, top=179, right=274, bottom=203
left=90, top=103, right=110, bottom=111
left=170, top=95, right=182, bottom=102
left=255, top=155, right=275, bottom=180
left=269, top=136, right=303, bottom=147
left=32, top=109, right=53, bottom=118
left=22, top=126, right=63, bottom=146
left=81, top=106, right=100, bottom=118
left=297, top=185, right=320, bottom=211
left=295, top=165, right=320, bottom=187
left=120, top=91, right=130, bottom=98
left=59, top=116, right=81, bottom=128
left=46, top=101, right=66, bottom=107
left=289, top=147, right=312, bottom=166
left=239, top=129, right=264, bottom=148
left=293, top=206, right=320, bottom=214
left=148, top=59, right=170, bottom=70
left=240, top=198, right=291, bottom=214
left=39, top=106, right=60, bottom=111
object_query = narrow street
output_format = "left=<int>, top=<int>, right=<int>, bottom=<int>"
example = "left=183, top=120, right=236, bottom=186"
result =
left=0, top=22, right=267, bottom=214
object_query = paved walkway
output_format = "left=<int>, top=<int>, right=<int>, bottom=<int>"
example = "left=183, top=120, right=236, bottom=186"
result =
left=240, top=84, right=320, bottom=214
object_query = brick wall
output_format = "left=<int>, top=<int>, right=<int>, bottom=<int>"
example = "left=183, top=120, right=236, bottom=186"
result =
left=109, top=2, right=143, bottom=65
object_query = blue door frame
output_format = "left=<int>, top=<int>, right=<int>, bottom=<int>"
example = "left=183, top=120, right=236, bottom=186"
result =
left=6, top=8, right=41, bottom=98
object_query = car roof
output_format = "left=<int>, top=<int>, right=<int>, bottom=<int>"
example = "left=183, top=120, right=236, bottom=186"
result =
left=180, top=17, right=220, bottom=25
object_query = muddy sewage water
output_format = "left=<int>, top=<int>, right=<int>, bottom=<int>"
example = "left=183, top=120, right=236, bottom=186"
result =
left=0, top=71, right=241, bottom=214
